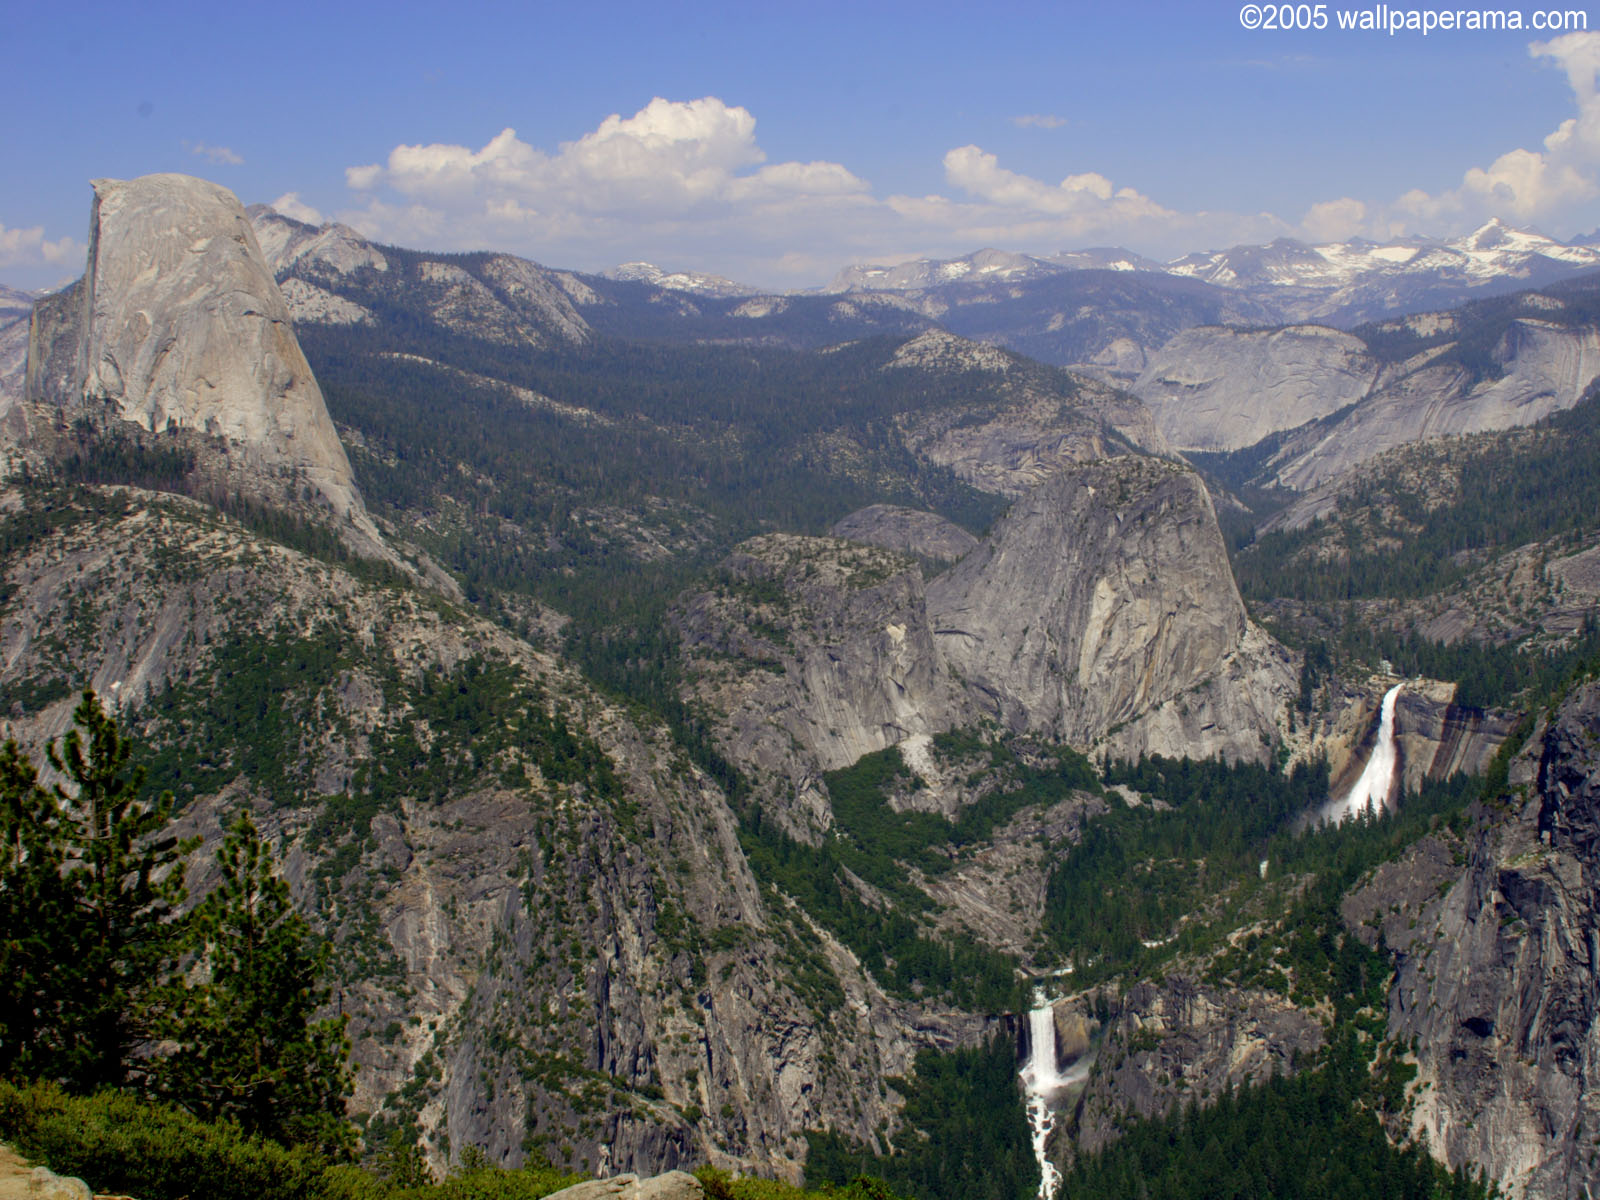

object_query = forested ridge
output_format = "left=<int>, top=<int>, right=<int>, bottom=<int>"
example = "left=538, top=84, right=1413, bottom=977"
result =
left=1232, top=384, right=1600, bottom=607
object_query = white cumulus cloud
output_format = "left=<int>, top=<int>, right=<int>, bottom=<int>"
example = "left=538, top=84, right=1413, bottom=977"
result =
left=332, top=48, right=1600, bottom=291
left=1367, top=32, right=1600, bottom=234
left=0, top=220, right=81, bottom=270
left=1300, top=197, right=1370, bottom=243
left=338, top=97, right=883, bottom=281
left=270, top=193, right=324, bottom=225
left=185, top=140, right=244, bottom=166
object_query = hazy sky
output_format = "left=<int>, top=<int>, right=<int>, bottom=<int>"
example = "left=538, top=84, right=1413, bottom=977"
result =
left=5, top=0, right=1599, bottom=288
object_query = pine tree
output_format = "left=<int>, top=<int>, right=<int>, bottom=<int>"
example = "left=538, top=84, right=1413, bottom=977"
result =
left=155, top=812, right=353, bottom=1156
left=0, top=691, right=195, bottom=1089
left=0, top=739, right=73, bottom=1079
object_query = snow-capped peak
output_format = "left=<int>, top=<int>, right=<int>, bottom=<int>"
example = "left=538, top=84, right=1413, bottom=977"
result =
left=605, top=262, right=757, bottom=298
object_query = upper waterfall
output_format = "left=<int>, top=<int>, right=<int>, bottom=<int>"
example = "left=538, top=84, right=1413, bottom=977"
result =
left=1336, top=683, right=1404, bottom=823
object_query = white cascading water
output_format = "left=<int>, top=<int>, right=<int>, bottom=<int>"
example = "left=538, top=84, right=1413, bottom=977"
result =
left=1337, top=683, right=1403, bottom=822
left=1019, top=1003, right=1068, bottom=1200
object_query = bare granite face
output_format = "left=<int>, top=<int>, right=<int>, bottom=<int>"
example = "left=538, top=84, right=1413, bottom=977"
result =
left=22, top=174, right=387, bottom=555
left=1268, top=319, right=1600, bottom=489
left=1058, top=980, right=1324, bottom=1161
left=828, top=504, right=979, bottom=564
left=677, top=534, right=976, bottom=838
left=1139, top=309, right=1600, bottom=493
left=1344, top=683, right=1600, bottom=1200
left=1133, top=324, right=1378, bottom=453
left=926, top=455, right=1291, bottom=759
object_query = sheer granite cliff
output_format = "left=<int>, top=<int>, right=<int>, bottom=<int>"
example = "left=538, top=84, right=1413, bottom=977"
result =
left=1133, top=324, right=1378, bottom=453
left=21, top=174, right=387, bottom=557
left=681, top=462, right=1296, bottom=841
left=677, top=534, right=976, bottom=837
left=1344, top=682, right=1600, bottom=1200
left=1267, top=317, right=1600, bottom=489
left=926, top=455, right=1294, bottom=762
left=1143, top=299, right=1600, bottom=493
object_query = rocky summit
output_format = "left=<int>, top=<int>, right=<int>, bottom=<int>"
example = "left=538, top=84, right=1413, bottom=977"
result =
left=22, top=174, right=386, bottom=556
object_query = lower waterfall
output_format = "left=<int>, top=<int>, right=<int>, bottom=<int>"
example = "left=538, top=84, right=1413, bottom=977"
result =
left=1019, top=1002, right=1072, bottom=1200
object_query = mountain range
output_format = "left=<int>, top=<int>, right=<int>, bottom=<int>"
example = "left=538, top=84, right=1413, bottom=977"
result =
left=2, top=173, right=1599, bottom=1200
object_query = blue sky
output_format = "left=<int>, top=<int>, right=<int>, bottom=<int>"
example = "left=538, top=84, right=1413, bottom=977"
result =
left=4, top=0, right=1598, bottom=288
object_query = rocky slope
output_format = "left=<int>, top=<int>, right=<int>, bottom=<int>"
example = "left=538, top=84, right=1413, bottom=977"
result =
left=0, top=285, right=31, bottom=344
left=926, top=455, right=1294, bottom=762
left=19, top=175, right=387, bottom=556
left=827, top=505, right=978, bottom=564
left=1344, top=680, right=1600, bottom=1200
left=0, top=313, right=28, bottom=465
left=680, top=453, right=1298, bottom=840
left=677, top=534, right=975, bottom=838
left=1160, top=280, right=1600, bottom=494
left=21, top=169, right=1570, bottom=1196
left=1267, top=317, right=1600, bottom=490
left=1133, top=325, right=1378, bottom=453
left=0, top=484, right=991, bottom=1180
left=1042, top=981, right=1324, bottom=1163
left=887, top=331, right=1168, bottom=497
left=249, top=206, right=591, bottom=349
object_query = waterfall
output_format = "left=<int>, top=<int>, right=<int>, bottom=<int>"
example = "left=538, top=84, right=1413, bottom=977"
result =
left=1019, top=1004, right=1067, bottom=1200
left=1337, top=683, right=1403, bottom=822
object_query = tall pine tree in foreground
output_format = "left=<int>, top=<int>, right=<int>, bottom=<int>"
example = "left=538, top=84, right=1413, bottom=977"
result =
left=0, top=738, right=73, bottom=1081
left=0, top=691, right=194, bottom=1089
left=153, top=812, right=353, bottom=1155
left=0, top=691, right=353, bottom=1156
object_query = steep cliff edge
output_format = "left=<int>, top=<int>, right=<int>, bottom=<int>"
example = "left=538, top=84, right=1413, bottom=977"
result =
left=677, top=534, right=975, bottom=837
left=1345, top=682, right=1600, bottom=1200
left=21, top=174, right=386, bottom=558
left=926, top=455, right=1293, bottom=760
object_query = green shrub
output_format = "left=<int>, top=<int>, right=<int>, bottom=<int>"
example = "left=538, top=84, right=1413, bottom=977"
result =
left=0, top=1080, right=587, bottom=1200
left=320, top=1160, right=583, bottom=1200
left=696, top=1164, right=905, bottom=1200
left=0, top=1079, right=331, bottom=1200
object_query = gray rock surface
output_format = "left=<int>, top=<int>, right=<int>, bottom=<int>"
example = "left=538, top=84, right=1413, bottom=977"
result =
left=277, top=277, right=374, bottom=326
left=247, top=207, right=390, bottom=277
left=0, top=486, right=990, bottom=1184
left=677, top=534, right=975, bottom=836
left=926, top=455, right=1289, bottom=758
left=828, top=505, right=979, bottom=564
left=1394, top=681, right=1519, bottom=790
left=0, top=316, right=29, bottom=466
left=546, top=1171, right=704, bottom=1200
left=1269, top=320, right=1600, bottom=489
left=1347, top=682, right=1600, bottom=1200
left=21, top=174, right=386, bottom=555
left=884, top=330, right=1169, bottom=499
left=249, top=205, right=591, bottom=349
left=1134, top=324, right=1377, bottom=452
left=1059, top=979, right=1324, bottom=1160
